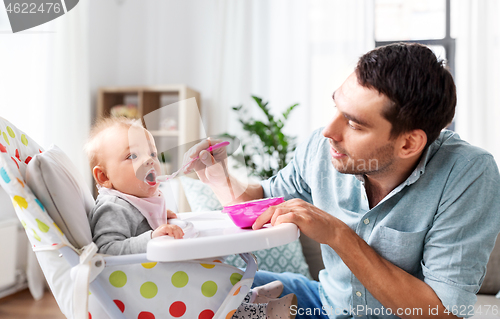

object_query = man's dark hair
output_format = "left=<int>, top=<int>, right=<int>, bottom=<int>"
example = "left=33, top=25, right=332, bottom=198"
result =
left=355, top=42, right=456, bottom=148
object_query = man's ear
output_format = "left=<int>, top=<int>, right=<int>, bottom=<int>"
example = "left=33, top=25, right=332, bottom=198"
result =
left=93, top=165, right=112, bottom=188
left=397, top=129, right=427, bottom=159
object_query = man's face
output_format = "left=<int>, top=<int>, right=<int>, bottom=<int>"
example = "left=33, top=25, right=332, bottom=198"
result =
left=322, top=72, right=397, bottom=176
left=99, top=125, right=161, bottom=198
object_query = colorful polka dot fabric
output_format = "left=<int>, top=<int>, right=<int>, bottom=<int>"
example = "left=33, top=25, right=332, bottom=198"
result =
left=0, top=117, right=69, bottom=250
left=87, top=259, right=250, bottom=319
left=0, top=117, right=256, bottom=319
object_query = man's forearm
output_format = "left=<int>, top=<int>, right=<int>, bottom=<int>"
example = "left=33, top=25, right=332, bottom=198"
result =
left=330, top=222, right=457, bottom=319
left=210, top=174, right=264, bottom=206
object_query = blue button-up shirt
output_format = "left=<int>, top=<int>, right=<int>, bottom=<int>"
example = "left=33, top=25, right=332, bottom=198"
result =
left=261, top=129, right=500, bottom=318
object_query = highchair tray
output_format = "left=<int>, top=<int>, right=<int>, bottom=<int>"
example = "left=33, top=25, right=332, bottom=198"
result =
left=147, top=210, right=299, bottom=262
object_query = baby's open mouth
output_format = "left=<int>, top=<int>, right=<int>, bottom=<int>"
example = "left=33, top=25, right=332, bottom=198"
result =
left=144, top=169, right=157, bottom=186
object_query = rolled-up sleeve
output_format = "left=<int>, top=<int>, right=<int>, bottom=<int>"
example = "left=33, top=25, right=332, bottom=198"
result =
left=423, top=154, right=500, bottom=317
left=260, top=158, right=312, bottom=203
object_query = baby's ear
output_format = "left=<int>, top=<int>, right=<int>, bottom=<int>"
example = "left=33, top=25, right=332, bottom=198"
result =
left=93, top=165, right=111, bottom=188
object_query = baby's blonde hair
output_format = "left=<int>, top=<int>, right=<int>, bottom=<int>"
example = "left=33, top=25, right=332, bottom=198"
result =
left=84, top=116, right=143, bottom=172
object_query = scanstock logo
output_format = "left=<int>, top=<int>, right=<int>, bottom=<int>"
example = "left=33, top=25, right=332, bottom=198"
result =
left=3, top=0, right=79, bottom=33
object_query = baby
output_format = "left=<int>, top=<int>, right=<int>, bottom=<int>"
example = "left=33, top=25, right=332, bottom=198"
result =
left=85, top=117, right=296, bottom=318
left=85, top=117, right=182, bottom=255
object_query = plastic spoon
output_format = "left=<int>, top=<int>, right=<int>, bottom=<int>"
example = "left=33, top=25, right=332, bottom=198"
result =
left=156, top=141, right=230, bottom=182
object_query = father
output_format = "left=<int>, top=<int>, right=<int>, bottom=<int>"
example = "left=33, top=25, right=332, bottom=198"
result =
left=187, top=43, right=500, bottom=319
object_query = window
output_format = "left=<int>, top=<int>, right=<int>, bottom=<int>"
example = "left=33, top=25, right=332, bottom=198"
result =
left=374, top=0, right=455, bottom=77
left=374, top=0, right=455, bottom=129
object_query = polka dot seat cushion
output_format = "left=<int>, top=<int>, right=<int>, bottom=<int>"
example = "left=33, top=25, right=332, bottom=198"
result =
left=88, top=259, right=250, bottom=319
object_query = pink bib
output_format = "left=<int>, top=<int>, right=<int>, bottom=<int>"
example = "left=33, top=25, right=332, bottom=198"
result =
left=98, top=186, right=167, bottom=229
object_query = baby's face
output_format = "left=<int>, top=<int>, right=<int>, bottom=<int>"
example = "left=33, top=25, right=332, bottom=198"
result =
left=99, top=125, right=161, bottom=198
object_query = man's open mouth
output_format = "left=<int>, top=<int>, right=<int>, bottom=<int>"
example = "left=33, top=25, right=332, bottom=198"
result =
left=144, top=169, right=157, bottom=186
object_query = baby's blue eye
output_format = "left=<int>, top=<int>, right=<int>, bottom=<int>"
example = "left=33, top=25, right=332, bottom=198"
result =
left=127, top=154, right=137, bottom=160
left=151, top=152, right=157, bottom=158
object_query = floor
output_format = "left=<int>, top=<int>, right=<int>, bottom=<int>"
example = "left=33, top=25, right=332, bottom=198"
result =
left=0, top=289, right=65, bottom=319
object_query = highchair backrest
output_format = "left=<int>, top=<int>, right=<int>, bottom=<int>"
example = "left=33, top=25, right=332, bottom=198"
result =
left=0, top=118, right=67, bottom=248
left=26, top=144, right=94, bottom=248
left=0, top=117, right=93, bottom=249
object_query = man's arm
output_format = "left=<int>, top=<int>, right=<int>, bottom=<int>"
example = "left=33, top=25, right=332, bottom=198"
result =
left=205, top=171, right=263, bottom=206
left=254, top=199, right=457, bottom=319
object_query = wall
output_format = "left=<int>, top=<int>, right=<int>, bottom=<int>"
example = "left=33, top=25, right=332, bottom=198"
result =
left=88, top=0, right=313, bottom=142
left=88, top=0, right=121, bottom=122
left=88, top=0, right=217, bottom=135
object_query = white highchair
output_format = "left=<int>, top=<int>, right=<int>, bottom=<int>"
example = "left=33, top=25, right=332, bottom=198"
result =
left=0, top=117, right=298, bottom=319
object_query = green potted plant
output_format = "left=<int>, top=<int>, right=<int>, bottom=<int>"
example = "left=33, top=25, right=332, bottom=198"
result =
left=225, top=96, right=299, bottom=180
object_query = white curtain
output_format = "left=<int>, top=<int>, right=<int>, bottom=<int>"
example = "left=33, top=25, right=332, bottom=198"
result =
left=0, top=1, right=91, bottom=182
left=0, top=1, right=90, bottom=299
left=454, top=0, right=500, bottom=162
left=210, top=0, right=374, bottom=143
left=47, top=2, right=91, bottom=184
left=308, top=0, right=374, bottom=132
left=209, top=0, right=309, bottom=141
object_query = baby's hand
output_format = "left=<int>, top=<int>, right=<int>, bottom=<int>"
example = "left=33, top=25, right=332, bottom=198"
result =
left=152, top=224, right=184, bottom=239
left=166, top=209, right=177, bottom=219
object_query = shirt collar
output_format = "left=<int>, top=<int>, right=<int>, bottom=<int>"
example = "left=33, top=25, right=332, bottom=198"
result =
left=404, top=146, right=430, bottom=186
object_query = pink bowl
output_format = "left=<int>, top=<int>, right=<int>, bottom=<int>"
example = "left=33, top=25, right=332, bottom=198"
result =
left=223, top=197, right=285, bottom=228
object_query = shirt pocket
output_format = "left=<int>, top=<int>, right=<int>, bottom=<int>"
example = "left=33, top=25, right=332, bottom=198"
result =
left=372, top=225, right=430, bottom=275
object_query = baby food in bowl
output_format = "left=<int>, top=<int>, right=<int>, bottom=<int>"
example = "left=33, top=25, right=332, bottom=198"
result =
left=223, top=197, right=285, bottom=228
